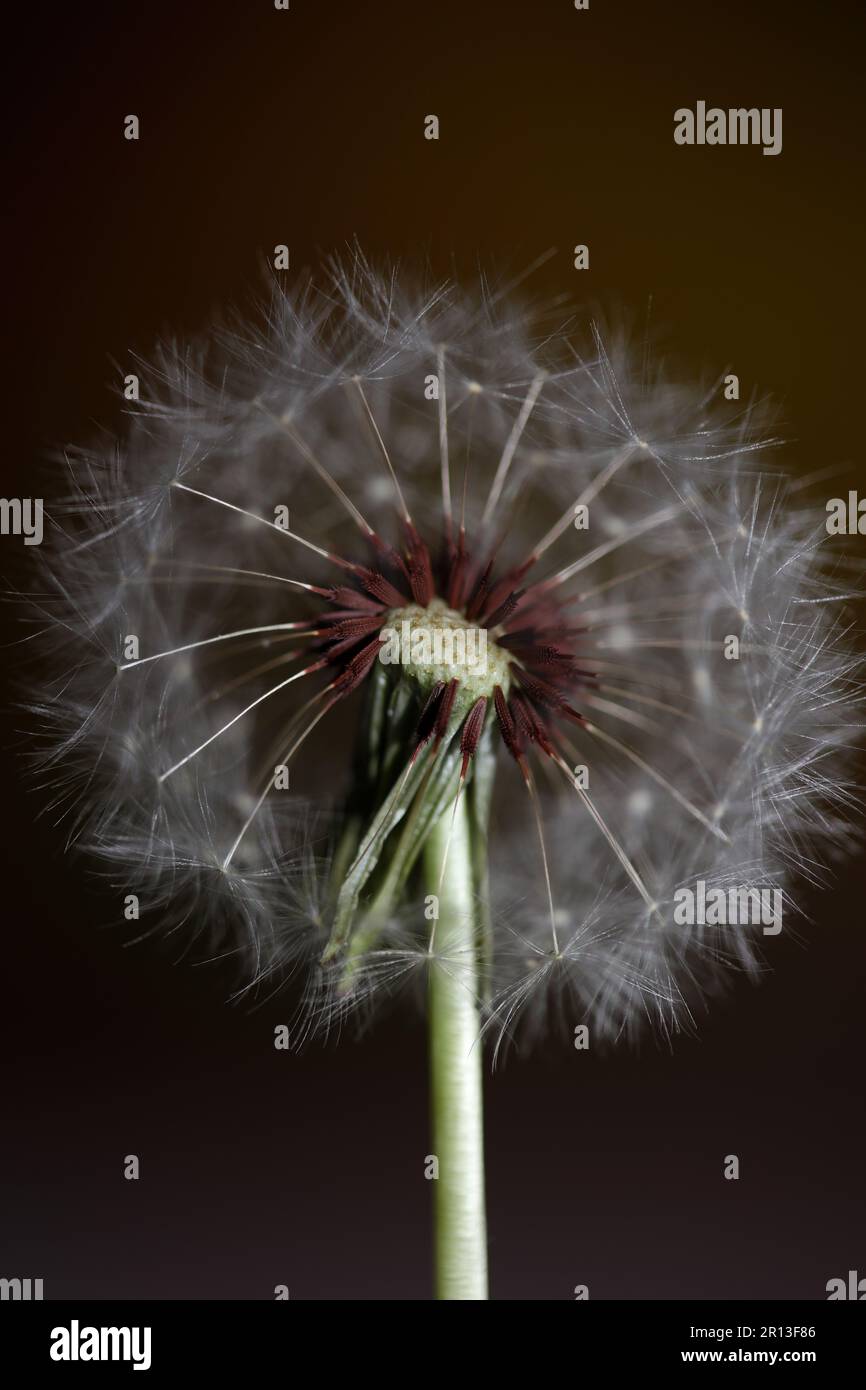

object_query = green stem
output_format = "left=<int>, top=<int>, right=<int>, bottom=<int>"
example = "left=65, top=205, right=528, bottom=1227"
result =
left=425, top=792, right=489, bottom=1300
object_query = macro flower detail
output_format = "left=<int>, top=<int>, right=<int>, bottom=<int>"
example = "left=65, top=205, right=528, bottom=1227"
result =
left=32, top=257, right=862, bottom=1299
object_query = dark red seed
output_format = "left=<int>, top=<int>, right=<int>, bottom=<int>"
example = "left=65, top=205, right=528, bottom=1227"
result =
left=465, top=559, right=494, bottom=619
left=477, top=559, right=534, bottom=621
left=511, top=693, right=555, bottom=755
left=322, top=614, right=384, bottom=640
left=481, top=589, right=524, bottom=629
left=415, top=681, right=447, bottom=744
left=459, top=696, right=488, bottom=777
left=332, top=637, right=384, bottom=696
left=493, top=685, right=524, bottom=762
left=513, top=667, right=573, bottom=710
left=326, top=586, right=385, bottom=613
left=434, top=678, right=459, bottom=744
left=356, top=567, right=409, bottom=608
left=403, top=522, right=435, bottom=606
left=321, top=614, right=385, bottom=661
left=369, top=532, right=406, bottom=576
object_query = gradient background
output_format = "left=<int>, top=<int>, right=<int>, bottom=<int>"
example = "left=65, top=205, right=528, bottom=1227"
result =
left=1, top=0, right=864, bottom=1299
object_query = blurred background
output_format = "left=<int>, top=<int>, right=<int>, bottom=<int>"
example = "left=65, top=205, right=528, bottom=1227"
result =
left=1, top=0, right=864, bottom=1298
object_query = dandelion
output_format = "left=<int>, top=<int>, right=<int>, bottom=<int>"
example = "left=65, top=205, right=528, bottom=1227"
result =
left=31, top=253, right=862, bottom=1299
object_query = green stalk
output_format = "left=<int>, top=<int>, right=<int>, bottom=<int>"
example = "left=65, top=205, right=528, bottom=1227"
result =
left=425, top=791, right=489, bottom=1300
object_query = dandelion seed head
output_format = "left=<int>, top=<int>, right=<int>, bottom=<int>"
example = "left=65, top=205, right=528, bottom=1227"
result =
left=27, top=253, right=863, bottom=1055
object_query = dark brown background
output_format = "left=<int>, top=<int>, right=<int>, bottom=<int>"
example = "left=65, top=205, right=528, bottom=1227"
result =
left=1, top=0, right=864, bottom=1299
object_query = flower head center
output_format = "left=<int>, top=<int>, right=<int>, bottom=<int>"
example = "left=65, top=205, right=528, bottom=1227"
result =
left=379, top=598, right=511, bottom=702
